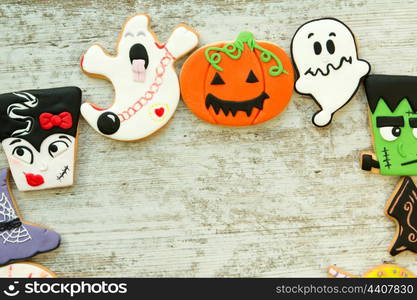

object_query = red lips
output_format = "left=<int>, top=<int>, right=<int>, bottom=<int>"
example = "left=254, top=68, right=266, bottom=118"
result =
left=25, top=173, right=44, bottom=187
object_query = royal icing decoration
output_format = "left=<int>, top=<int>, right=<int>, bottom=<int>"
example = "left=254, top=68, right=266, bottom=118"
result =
left=0, top=262, right=57, bottom=278
left=0, top=87, right=82, bottom=191
left=0, top=169, right=60, bottom=265
left=180, top=31, right=294, bottom=126
left=291, top=18, right=370, bottom=127
left=80, top=13, right=199, bottom=141
left=361, top=75, right=417, bottom=176
left=385, top=176, right=417, bottom=256
left=328, top=264, right=415, bottom=278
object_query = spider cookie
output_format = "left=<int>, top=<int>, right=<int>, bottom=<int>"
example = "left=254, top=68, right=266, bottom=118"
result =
left=0, top=168, right=60, bottom=265
left=328, top=264, right=415, bottom=278
left=0, top=87, right=82, bottom=191
left=80, top=14, right=199, bottom=141
left=180, top=31, right=294, bottom=126
left=361, top=75, right=417, bottom=176
left=0, top=262, right=57, bottom=278
left=291, top=18, right=370, bottom=127
left=385, top=176, right=417, bottom=256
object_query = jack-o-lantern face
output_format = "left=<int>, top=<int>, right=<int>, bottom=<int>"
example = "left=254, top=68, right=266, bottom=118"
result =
left=180, top=32, right=294, bottom=126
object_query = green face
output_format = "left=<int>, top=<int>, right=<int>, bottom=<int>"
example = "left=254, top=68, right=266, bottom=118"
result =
left=370, top=99, right=417, bottom=175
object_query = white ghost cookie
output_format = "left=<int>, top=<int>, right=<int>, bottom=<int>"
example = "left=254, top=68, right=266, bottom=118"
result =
left=291, top=18, right=370, bottom=127
left=81, top=14, right=199, bottom=141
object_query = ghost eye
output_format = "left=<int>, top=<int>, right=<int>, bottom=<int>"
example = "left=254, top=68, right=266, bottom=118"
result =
left=326, top=40, right=335, bottom=54
left=313, top=42, right=322, bottom=55
left=48, top=140, right=70, bottom=158
left=12, top=146, right=33, bottom=164
left=246, top=70, right=258, bottom=83
left=211, top=72, right=225, bottom=85
left=379, top=126, right=401, bottom=141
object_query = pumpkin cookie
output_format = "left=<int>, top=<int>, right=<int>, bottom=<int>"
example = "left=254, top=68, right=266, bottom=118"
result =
left=328, top=264, right=415, bottom=278
left=180, top=31, right=294, bottom=126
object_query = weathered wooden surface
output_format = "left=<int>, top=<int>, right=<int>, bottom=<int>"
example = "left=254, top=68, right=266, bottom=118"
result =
left=0, top=0, right=417, bottom=277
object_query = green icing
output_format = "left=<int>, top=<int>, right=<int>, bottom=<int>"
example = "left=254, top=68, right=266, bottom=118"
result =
left=370, top=98, right=417, bottom=175
left=204, top=31, right=287, bottom=77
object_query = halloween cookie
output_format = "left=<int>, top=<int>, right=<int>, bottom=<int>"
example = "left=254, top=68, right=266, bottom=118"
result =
left=0, top=262, right=57, bottom=278
left=81, top=13, right=199, bottom=141
left=291, top=18, right=370, bottom=127
left=0, top=87, right=82, bottom=191
left=385, top=176, right=417, bottom=256
left=328, top=264, right=415, bottom=278
left=361, top=75, right=417, bottom=176
left=180, top=31, right=294, bottom=126
left=0, top=168, right=60, bottom=265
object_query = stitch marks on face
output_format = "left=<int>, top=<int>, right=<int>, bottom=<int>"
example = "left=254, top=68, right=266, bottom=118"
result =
left=56, top=166, right=70, bottom=181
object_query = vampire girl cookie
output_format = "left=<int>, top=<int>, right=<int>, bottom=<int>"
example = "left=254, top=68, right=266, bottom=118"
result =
left=180, top=31, right=294, bottom=126
left=80, top=14, right=199, bottom=141
left=291, top=18, right=370, bottom=127
left=0, top=168, right=61, bottom=265
left=0, top=87, right=81, bottom=191
left=361, top=75, right=417, bottom=176
left=385, top=176, right=417, bottom=256
left=328, top=264, right=415, bottom=278
left=0, top=262, right=57, bottom=278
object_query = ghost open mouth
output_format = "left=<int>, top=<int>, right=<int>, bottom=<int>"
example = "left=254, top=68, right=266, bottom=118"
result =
left=304, top=56, right=352, bottom=77
left=129, top=43, right=149, bottom=82
left=205, top=92, right=269, bottom=117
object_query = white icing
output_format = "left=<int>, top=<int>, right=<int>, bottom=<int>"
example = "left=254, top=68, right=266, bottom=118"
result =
left=291, top=18, right=370, bottom=127
left=0, top=263, right=55, bottom=278
left=1, top=134, right=76, bottom=191
left=81, top=14, right=199, bottom=141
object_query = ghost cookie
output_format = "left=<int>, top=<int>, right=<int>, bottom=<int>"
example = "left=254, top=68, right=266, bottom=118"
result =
left=0, top=262, right=57, bottom=278
left=180, top=31, right=294, bottom=126
left=385, top=176, right=417, bottom=256
left=0, top=87, right=82, bottom=191
left=0, top=168, right=61, bottom=265
left=361, top=75, right=417, bottom=176
left=291, top=18, right=370, bottom=127
left=80, top=13, right=199, bottom=141
left=328, top=264, right=415, bottom=278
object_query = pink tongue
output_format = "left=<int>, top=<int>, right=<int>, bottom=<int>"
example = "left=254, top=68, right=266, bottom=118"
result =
left=132, top=59, right=146, bottom=82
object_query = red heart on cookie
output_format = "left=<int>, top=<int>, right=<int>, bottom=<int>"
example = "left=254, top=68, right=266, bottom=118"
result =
left=155, top=107, right=165, bottom=117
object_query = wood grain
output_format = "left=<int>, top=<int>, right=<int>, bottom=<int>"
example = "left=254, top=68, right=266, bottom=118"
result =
left=0, top=0, right=417, bottom=277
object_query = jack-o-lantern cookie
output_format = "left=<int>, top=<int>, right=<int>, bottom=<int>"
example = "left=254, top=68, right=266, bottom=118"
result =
left=0, top=262, right=57, bottom=278
left=291, top=18, right=370, bottom=127
left=0, top=87, right=81, bottom=191
left=180, top=31, right=294, bottom=126
left=80, top=14, right=199, bottom=141
left=328, top=264, right=415, bottom=278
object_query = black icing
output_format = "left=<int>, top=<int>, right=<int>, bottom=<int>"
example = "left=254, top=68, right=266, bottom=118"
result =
left=376, top=116, right=404, bottom=128
left=313, top=41, right=321, bottom=55
left=386, top=176, right=417, bottom=256
left=211, top=72, right=225, bottom=85
left=0, top=87, right=82, bottom=151
left=361, top=154, right=380, bottom=171
left=97, top=112, right=120, bottom=135
left=246, top=70, right=259, bottom=83
left=409, top=118, right=417, bottom=128
left=365, top=75, right=417, bottom=113
left=326, top=39, right=335, bottom=54
left=205, top=92, right=269, bottom=117
left=129, top=43, right=149, bottom=68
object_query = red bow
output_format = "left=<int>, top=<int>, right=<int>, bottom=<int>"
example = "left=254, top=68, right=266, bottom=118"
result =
left=39, top=112, right=73, bottom=130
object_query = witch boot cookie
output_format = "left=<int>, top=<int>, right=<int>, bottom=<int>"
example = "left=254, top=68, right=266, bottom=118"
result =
left=0, top=168, right=60, bottom=265
left=81, top=13, right=199, bottom=141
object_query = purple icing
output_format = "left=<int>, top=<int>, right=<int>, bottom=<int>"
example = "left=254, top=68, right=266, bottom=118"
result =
left=0, top=168, right=60, bottom=265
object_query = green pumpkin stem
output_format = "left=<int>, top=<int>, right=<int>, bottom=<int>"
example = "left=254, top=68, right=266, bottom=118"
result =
left=205, top=31, right=287, bottom=76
